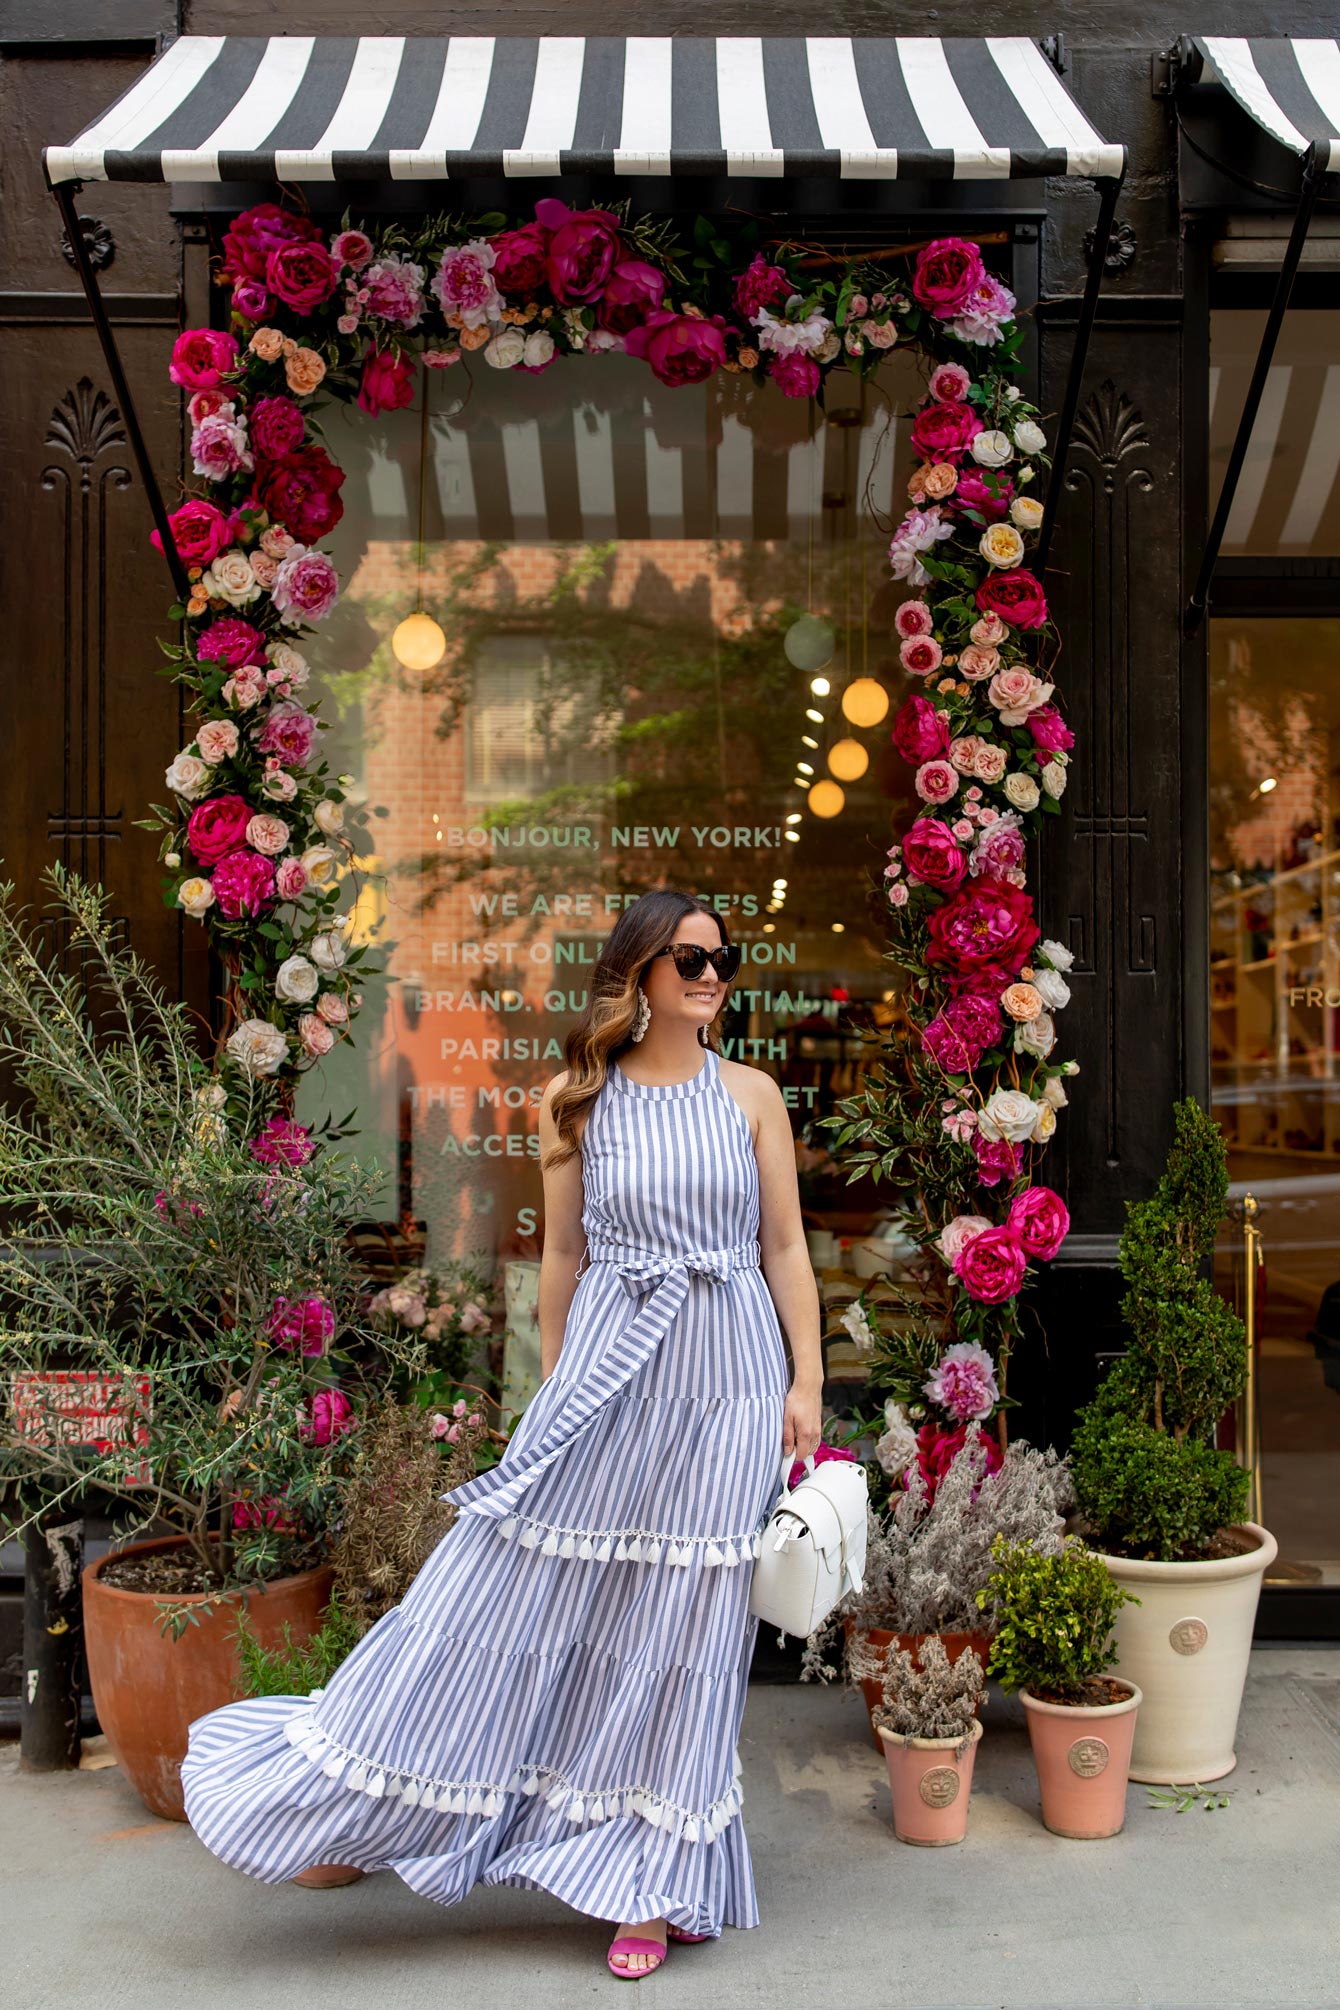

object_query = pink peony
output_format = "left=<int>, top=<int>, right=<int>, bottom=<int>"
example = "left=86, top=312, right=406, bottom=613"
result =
left=734, top=253, right=793, bottom=319
left=953, top=1224, right=1028, bottom=1303
left=195, top=617, right=265, bottom=670
left=909, top=399, right=982, bottom=462
left=265, top=238, right=339, bottom=313
left=211, top=847, right=277, bottom=918
left=186, top=794, right=251, bottom=865
left=892, top=694, right=950, bottom=765
left=357, top=348, right=417, bottom=416
left=769, top=350, right=822, bottom=398
left=152, top=499, right=240, bottom=569
left=361, top=256, right=425, bottom=329
left=432, top=241, right=501, bottom=328
left=920, top=993, right=1004, bottom=1074
left=895, top=599, right=934, bottom=639
left=190, top=413, right=251, bottom=480
left=266, top=1293, right=335, bottom=1356
left=169, top=327, right=239, bottom=391
left=624, top=309, right=727, bottom=387
left=948, top=273, right=1017, bottom=346
left=974, top=1132, right=1021, bottom=1188
left=272, top=549, right=339, bottom=625
left=1006, top=1185, right=1071, bottom=1260
left=902, top=818, right=967, bottom=891
left=899, top=635, right=943, bottom=679
left=970, top=816, right=1026, bottom=884
left=975, top=568, right=1049, bottom=631
left=249, top=394, right=306, bottom=461
left=912, top=237, right=986, bottom=315
left=489, top=222, right=550, bottom=297
left=924, top=1339, right=1000, bottom=1422
left=926, top=876, right=1039, bottom=991
left=1029, top=705, right=1075, bottom=754
left=248, top=1116, right=315, bottom=1167
left=300, top=1387, right=355, bottom=1447
left=597, top=258, right=665, bottom=335
left=257, top=701, right=319, bottom=765
left=955, top=469, right=1015, bottom=520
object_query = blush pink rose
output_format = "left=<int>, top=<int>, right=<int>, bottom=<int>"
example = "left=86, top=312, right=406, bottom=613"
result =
left=974, top=743, right=1008, bottom=785
left=914, top=759, right=959, bottom=806
left=956, top=643, right=1001, bottom=683
left=196, top=719, right=239, bottom=764
left=1006, top=1185, right=1071, bottom=1260
left=899, top=635, right=944, bottom=678
left=298, top=1011, right=335, bottom=1056
left=895, top=599, right=934, bottom=639
left=989, top=667, right=1052, bottom=723
left=274, top=856, right=309, bottom=899
left=952, top=1224, right=1028, bottom=1303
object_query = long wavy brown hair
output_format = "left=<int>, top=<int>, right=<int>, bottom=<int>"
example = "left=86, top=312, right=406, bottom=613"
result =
left=542, top=889, right=734, bottom=1171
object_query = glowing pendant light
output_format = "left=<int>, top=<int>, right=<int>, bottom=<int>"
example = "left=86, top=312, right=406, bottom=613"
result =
left=392, top=375, right=446, bottom=671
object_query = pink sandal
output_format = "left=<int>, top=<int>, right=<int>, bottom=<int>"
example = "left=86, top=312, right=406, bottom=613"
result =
left=607, top=1933, right=668, bottom=1978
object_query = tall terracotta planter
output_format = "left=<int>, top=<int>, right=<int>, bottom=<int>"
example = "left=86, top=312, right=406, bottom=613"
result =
left=844, top=1618, right=993, bottom=1753
left=1020, top=1682, right=1142, bottom=1838
left=82, top=1533, right=333, bottom=1821
left=877, top=1718, right=983, bottom=1845
left=1097, top=1522, right=1276, bottom=1783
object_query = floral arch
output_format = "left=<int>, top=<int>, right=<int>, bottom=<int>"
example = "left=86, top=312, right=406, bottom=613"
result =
left=149, top=198, right=1077, bottom=1449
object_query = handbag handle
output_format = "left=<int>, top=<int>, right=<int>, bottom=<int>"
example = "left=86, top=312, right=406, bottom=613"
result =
left=777, top=1446, right=816, bottom=1495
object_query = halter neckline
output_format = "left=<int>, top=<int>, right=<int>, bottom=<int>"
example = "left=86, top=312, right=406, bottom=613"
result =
left=610, top=1046, right=716, bottom=1100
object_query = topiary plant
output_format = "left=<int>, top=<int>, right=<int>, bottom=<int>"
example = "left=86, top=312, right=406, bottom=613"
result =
left=978, top=1534, right=1138, bottom=1704
left=1069, top=1097, right=1251, bottom=1561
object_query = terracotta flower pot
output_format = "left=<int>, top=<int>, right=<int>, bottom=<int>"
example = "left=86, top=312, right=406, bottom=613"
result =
left=876, top=1717, right=983, bottom=1845
left=82, top=1533, right=333, bottom=1822
left=843, top=1618, right=994, bottom=1753
left=1020, top=1681, right=1143, bottom=1839
left=1096, top=1522, right=1276, bottom=1783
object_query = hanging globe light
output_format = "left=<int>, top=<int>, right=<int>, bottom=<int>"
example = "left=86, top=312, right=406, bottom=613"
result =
left=784, top=614, right=836, bottom=671
left=841, top=677, right=890, bottom=727
left=808, top=778, right=845, bottom=819
left=828, top=738, right=869, bottom=782
left=392, top=610, right=447, bottom=671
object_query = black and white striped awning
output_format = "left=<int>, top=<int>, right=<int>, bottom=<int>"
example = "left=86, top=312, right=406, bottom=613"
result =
left=44, top=35, right=1125, bottom=187
left=1190, top=37, right=1340, bottom=174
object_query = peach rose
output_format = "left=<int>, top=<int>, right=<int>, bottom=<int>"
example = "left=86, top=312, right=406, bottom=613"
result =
left=298, top=1011, right=336, bottom=1057
left=970, top=611, right=1009, bottom=646
left=975, top=743, right=1008, bottom=784
left=248, top=327, right=285, bottom=362
left=196, top=719, right=239, bottom=764
left=949, top=735, right=984, bottom=775
left=284, top=346, right=326, bottom=395
left=922, top=461, right=958, bottom=500
left=957, top=643, right=1001, bottom=683
left=1001, top=982, right=1044, bottom=1021
left=459, top=324, right=491, bottom=352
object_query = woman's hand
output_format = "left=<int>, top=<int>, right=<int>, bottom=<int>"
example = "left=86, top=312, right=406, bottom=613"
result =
left=781, top=1377, right=824, bottom=1461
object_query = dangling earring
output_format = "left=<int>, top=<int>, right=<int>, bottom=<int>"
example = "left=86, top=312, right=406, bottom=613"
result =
left=630, top=985, right=651, bottom=1043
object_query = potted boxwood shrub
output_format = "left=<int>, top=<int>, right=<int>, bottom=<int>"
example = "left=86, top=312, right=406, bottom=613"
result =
left=979, top=1534, right=1142, bottom=1839
left=800, top=1429, right=1073, bottom=1751
left=0, top=869, right=424, bottom=1820
left=862, top=1631, right=986, bottom=1846
left=1069, top=1097, right=1276, bottom=1784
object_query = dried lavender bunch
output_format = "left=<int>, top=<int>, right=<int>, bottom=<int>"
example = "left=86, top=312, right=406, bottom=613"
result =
left=330, top=1395, right=485, bottom=1629
left=855, top=1631, right=986, bottom=1746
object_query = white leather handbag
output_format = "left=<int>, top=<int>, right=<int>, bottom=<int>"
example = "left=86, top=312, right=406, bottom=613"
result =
left=747, top=1448, right=868, bottom=1640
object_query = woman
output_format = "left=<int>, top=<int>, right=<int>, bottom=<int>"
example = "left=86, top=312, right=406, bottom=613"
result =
left=181, top=888, right=824, bottom=1978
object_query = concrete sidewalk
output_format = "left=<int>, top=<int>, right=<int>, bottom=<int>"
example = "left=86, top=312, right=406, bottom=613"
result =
left=4, top=1643, right=1337, bottom=2010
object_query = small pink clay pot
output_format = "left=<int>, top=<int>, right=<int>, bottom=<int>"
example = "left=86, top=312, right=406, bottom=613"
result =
left=876, top=1716, right=983, bottom=1845
left=1020, top=1681, right=1143, bottom=1839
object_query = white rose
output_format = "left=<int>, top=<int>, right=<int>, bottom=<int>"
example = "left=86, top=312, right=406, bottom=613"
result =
left=1042, top=1074, right=1069, bottom=1110
left=1041, top=760, right=1067, bottom=800
left=309, top=930, right=348, bottom=972
left=201, top=549, right=262, bottom=607
left=1003, top=383, right=1023, bottom=403
left=196, top=719, right=240, bottom=764
left=1038, top=937, right=1075, bottom=973
left=971, top=429, right=1013, bottom=468
left=164, top=852, right=181, bottom=869
left=176, top=876, right=215, bottom=917
left=1014, top=418, right=1047, bottom=455
left=266, top=642, right=309, bottom=688
left=522, top=329, right=555, bottom=368
left=301, top=845, right=340, bottom=886
left=978, top=1089, right=1040, bottom=1144
left=1032, top=968, right=1071, bottom=1012
left=1010, top=496, right=1045, bottom=532
left=225, top=1018, right=289, bottom=1077
left=165, top=751, right=211, bottom=800
left=313, top=798, right=345, bottom=837
left=875, top=1404, right=919, bottom=1479
left=275, top=954, right=319, bottom=1003
left=1031, top=1100, right=1058, bottom=1143
left=484, top=327, right=526, bottom=370
left=1015, top=1011, right=1056, bottom=1059
left=979, top=523, right=1025, bottom=569
left=1003, top=773, right=1041, bottom=812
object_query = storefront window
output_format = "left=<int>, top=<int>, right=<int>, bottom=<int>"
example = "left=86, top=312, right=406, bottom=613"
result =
left=1209, top=614, right=1340, bottom=1582
left=1210, top=308, right=1340, bottom=556
left=296, top=351, right=924, bottom=1389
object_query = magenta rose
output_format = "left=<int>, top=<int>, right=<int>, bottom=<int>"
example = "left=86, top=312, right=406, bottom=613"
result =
left=195, top=616, right=265, bottom=670
left=220, top=203, right=322, bottom=286
left=1007, top=1185, right=1071, bottom=1260
left=915, top=1422, right=1003, bottom=1502
left=265, top=238, right=339, bottom=313
left=926, top=876, right=1040, bottom=991
left=248, top=394, right=306, bottom=461
left=974, top=568, right=1049, bottom=630
left=272, top=550, right=339, bottom=625
left=151, top=498, right=238, bottom=568
left=770, top=352, right=822, bottom=398
left=920, top=993, right=1003, bottom=1074
left=734, top=253, right=792, bottom=319
left=300, top=1387, right=356, bottom=1447
left=248, top=1116, right=315, bottom=1167
left=1029, top=705, right=1075, bottom=754
left=357, top=349, right=417, bottom=416
left=490, top=222, right=550, bottom=297
left=955, top=469, right=1015, bottom=520
left=534, top=198, right=623, bottom=305
left=597, top=259, right=666, bottom=335
left=169, top=328, right=239, bottom=392
left=903, top=818, right=967, bottom=891
left=257, top=701, right=319, bottom=765
left=952, top=1224, right=1028, bottom=1304
left=186, top=794, right=252, bottom=866
left=787, top=1438, right=857, bottom=1489
left=892, top=694, right=950, bottom=765
left=912, top=236, right=987, bottom=316
left=211, top=847, right=278, bottom=919
left=623, top=310, right=727, bottom=387
left=909, top=399, right=982, bottom=463
left=251, top=445, right=346, bottom=545
left=266, top=1293, right=335, bottom=1357
left=231, top=277, right=271, bottom=322
left=974, top=1131, right=1021, bottom=1188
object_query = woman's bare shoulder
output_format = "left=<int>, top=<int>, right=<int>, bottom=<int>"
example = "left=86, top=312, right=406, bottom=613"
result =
left=717, top=1056, right=783, bottom=1141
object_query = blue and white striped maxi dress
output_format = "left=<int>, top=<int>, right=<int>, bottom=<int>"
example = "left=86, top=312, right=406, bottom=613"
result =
left=181, top=1043, right=791, bottom=1937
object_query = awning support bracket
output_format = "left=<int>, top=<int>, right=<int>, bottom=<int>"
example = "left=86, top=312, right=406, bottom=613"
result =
left=1183, top=140, right=1322, bottom=636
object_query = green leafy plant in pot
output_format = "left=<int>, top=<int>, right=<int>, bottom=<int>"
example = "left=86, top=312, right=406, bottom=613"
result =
left=1068, top=1097, right=1277, bottom=1784
left=979, top=1534, right=1141, bottom=1839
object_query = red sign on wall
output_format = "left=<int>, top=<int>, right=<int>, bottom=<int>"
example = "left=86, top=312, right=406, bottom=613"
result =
left=11, top=1371, right=152, bottom=1487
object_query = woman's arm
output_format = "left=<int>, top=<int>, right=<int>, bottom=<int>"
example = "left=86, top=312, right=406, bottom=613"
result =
left=751, top=1072, right=824, bottom=1459
left=536, top=1074, right=588, bottom=1381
